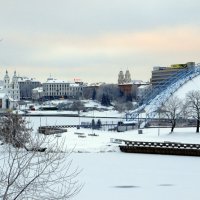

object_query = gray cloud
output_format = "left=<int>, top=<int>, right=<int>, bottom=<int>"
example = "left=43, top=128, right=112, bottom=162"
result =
left=0, top=0, right=200, bottom=83
left=1, top=0, right=200, bottom=35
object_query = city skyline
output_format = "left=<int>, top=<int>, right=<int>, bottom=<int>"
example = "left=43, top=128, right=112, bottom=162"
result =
left=0, top=0, right=200, bottom=83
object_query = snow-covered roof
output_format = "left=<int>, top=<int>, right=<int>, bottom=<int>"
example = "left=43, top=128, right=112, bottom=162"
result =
left=86, top=82, right=106, bottom=87
left=0, top=93, right=6, bottom=98
left=32, top=87, right=43, bottom=92
left=132, top=80, right=149, bottom=85
left=45, top=78, right=67, bottom=84
left=17, top=76, right=39, bottom=82
left=44, top=78, right=80, bottom=86
left=138, top=85, right=150, bottom=89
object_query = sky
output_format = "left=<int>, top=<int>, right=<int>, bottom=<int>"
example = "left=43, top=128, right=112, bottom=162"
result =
left=0, top=0, right=200, bottom=83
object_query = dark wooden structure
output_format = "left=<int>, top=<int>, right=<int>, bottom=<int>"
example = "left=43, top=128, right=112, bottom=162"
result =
left=38, top=125, right=69, bottom=135
left=119, top=140, right=200, bottom=157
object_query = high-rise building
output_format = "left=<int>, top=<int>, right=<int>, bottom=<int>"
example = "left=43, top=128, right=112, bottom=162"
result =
left=151, top=62, right=195, bottom=86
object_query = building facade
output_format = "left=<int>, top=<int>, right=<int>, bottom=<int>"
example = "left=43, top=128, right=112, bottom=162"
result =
left=17, top=76, right=42, bottom=100
left=118, top=70, right=132, bottom=84
left=0, top=71, right=20, bottom=109
left=42, top=77, right=83, bottom=100
left=151, top=62, right=195, bottom=86
left=32, top=87, right=43, bottom=101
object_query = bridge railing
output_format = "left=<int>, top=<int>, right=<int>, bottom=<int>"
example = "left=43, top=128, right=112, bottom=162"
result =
left=126, top=66, right=200, bottom=123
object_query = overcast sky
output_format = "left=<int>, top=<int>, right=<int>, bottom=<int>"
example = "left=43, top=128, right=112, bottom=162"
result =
left=0, top=0, right=200, bottom=83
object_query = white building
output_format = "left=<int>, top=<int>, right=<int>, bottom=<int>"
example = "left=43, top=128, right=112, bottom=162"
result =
left=32, top=87, right=43, bottom=100
left=42, top=77, right=83, bottom=100
left=0, top=71, right=20, bottom=109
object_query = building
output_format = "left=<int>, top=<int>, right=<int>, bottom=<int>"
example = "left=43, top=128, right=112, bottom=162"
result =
left=118, top=70, right=132, bottom=95
left=118, top=70, right=132, bottom=85
left=151, top=62, right=195, bottom=86
left=0, top=71, right=20, bottom=109
left=117, top=69, right=149, bottom=100
left=17, top=76, right=42, bottom=100
left=137, top=84, right=151, bottom=101
left=32, top=87, right=43, bottom=101
left=42, top=77, right=83, bottom=100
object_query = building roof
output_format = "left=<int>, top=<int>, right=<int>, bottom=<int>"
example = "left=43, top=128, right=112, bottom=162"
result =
left=0, top=92, right=6, bottom=98
left=17, top=76, right=40, bottom=82
left=44, top=78, right=80, bottom=86
left=32, top=87, right=43, bottom=92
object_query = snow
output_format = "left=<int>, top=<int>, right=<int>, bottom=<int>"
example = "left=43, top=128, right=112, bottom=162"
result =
left=39, top=126, right=200, bottom=153
left=72, top=153, right=200, bottom=200
left=23, top=114, right=200, bottom=200
left=4, top=73, right=200, bottom=199
left=173, top=74, right=200, bottom=99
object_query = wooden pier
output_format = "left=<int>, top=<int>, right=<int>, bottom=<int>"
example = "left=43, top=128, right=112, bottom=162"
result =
left=119, top=140, right=200, bottom=157
left=38, top=125, right=70, bottom=135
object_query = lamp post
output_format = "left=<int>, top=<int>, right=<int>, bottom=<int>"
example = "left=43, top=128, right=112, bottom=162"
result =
left=155, top=108, right=167, bottom=137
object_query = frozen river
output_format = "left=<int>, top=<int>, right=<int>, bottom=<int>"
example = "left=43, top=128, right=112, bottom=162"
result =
left=25, top=116, right=200, bottom=200
left=72, top=152, right=200, bottom=200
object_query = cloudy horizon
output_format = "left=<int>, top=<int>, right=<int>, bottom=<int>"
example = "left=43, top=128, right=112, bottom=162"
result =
left=0, top=0, right=200, bottom=83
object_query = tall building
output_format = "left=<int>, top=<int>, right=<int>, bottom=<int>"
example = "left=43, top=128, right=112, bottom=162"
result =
left=117, top=69, right=149, bottom=100
left=17, top=76, right=42, bottom=99
left=118, top=70, right=133, bottom=96
left=151, top=62, right=195, bottom=86
left=0, top=71, right=20, bottom=109
left=118, top=71, right=125, bottom=84
left=3, top=71, right=20, bottom=101
left=124, top=70, right=131, bottom=83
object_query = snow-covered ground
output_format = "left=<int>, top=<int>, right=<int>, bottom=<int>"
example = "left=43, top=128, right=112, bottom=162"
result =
left=173, top=74, right=200, bottom=99
left=26, top=115, right=200, bottom=200
left=37, top=126, right=200, bottom=153
left=72, top=152, right=200, bottom=200
left=7, top=75, right=200, bottom=200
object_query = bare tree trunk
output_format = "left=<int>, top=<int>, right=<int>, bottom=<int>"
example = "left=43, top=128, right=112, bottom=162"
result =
left=196, top=119, right=200, bottom=133
left=171, top=120, right=176, bottom=133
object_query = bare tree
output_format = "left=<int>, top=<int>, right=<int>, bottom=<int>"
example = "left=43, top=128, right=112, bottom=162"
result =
left=160, top=96, right=182, bottom=133
left=186, top=90, right=200, bottom=133
left=0, top=112, right=31, bottom=147
left=0, top=113, right=82, bottom=199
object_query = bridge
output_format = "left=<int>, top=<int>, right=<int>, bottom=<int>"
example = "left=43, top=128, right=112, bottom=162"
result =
left=125, top=65, right=200, bottom=127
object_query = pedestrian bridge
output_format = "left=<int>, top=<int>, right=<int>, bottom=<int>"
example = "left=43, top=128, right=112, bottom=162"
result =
left=125, top=65, right=200, bottom=127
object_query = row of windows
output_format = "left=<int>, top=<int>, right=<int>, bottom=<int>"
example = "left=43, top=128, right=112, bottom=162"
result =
left=44, top=84, right=70, bottom=88
left=44, top=92, right=77, bottom=96
left=45, top=87, right=80, bottom=92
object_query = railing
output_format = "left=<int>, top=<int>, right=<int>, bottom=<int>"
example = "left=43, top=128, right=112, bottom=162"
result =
left=126, top=66, right=200, bottom=125
left=119, top=140, right=200, bottom=156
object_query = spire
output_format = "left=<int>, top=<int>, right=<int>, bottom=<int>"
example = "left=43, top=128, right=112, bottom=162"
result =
left=118, top=70, right=125, bottom=84
left=4, top=70, right=9, bottom=79
left=125, top=70, right=131, bottom=83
